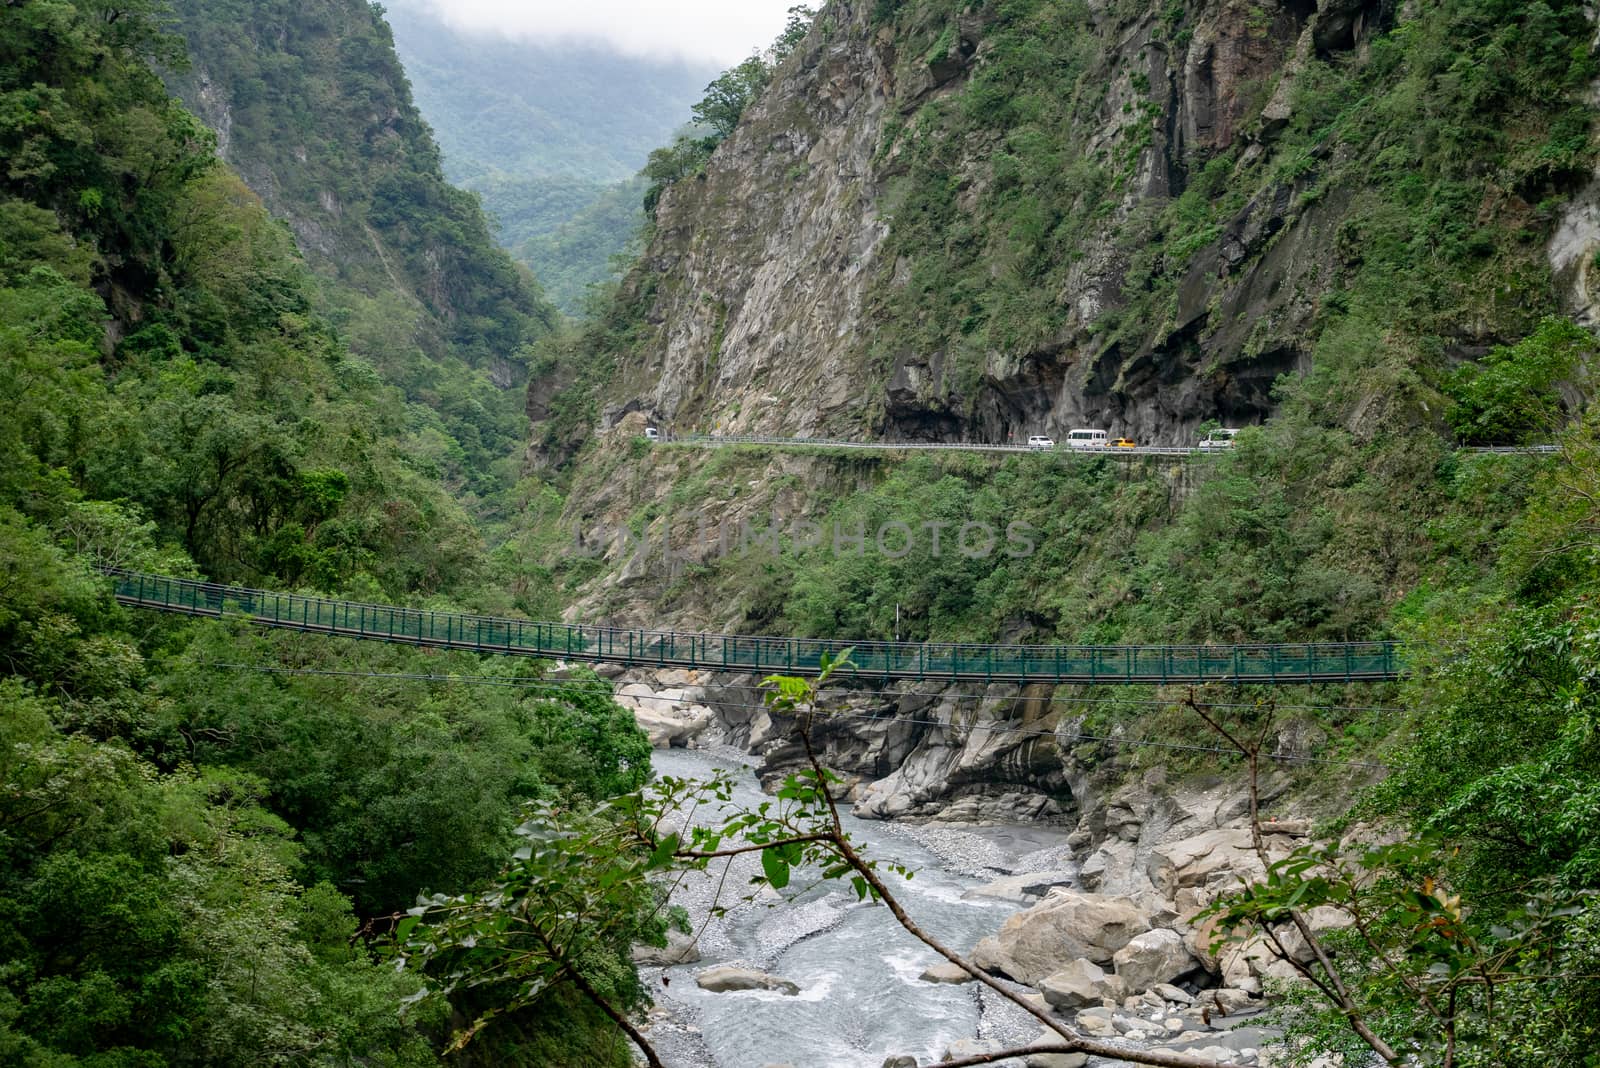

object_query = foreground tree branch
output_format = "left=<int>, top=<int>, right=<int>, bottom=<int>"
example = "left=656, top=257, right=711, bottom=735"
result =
left=1184, top=692, right=1403, bottom=1065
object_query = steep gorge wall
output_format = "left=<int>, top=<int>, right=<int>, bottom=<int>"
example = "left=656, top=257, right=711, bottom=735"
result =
left=526, top=0, right=1598, bottom=637
left=524, top=0, right=1600, bottom=823
left=558, top=0, right=1413, bottom=450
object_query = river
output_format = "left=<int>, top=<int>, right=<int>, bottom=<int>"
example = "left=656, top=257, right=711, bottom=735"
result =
left=643, top=747, right=1077, bottom=1068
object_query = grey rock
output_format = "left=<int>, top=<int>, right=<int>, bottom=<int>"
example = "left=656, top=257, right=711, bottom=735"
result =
left=1039, top=958, right=1126, bottom=1010
left=694, top=965, right=800, bottom=996
left=1076, top=849, right=1109, bottom=892
left=918, top=961, right=974, bottom=985
left=971, top=891, right=1151, bottom=984
left=1200, top=987, right=1258, bottom=1016
left=1154, top=982, right=1195, bottom=1004
left=630, top=928, right=701, bottom=966
left=1025, top=1052, right=1087, bottom=1068
left=962, top=869, right=1076, bottom=904
left=1113, top=928, right=1198, bottom=993
left=940, top=1038, right=1003, bottom=1062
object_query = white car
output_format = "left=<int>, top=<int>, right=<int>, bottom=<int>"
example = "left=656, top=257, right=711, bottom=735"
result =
left=1198, top=428, right=1239, bottom=450
left=1026, top=435, right=1055, bottom=449
left=644, top=427, right=660, bottom=441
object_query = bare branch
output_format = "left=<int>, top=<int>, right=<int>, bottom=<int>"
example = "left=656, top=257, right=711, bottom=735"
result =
left=677, top=831, right=837, bottom=859
left=1183, top=691, right=1402, bottom=1065
left=530, top=923, right=665, bottom=1068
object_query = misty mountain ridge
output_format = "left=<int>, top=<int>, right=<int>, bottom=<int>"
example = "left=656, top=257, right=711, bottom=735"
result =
left=385, top=0, right=717, bottom=184
left=384, top=0, right=717, bottom=312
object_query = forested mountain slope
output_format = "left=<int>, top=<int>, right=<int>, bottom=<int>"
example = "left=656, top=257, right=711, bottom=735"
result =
left=525, top=0, right=1600, bottom=643
left=165, top=0, right=560, bottom=497
left=494, top=6, right=1600, bottom=1059
left=0, top=2, right=648, bottom=1063
left=383, top=1, right=715, bottom=314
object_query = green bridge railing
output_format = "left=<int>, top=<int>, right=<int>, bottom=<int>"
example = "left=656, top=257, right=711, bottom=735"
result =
left=102, top=569, right=1402, bottom=685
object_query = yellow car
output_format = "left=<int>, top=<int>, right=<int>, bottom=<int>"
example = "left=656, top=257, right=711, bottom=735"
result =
left=1109, top=437, right=1137, bottom=448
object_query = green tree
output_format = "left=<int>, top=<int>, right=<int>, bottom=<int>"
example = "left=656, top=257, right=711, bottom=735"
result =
left=690, top=56, right=771, bottom=139
left=1446, top=317, right=1596, bottom=445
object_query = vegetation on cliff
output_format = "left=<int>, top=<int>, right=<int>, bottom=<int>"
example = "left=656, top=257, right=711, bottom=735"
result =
left=165, top=0, right=561, bottom=500
left=497, top=3, right=1600, bottom=1056
left=528, top=0, right=1599, bottom=653
left=0, top=1, right=649, bottom=1063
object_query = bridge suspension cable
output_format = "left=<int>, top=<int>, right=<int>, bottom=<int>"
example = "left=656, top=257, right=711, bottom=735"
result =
left=104, top=568, right=1406, bottom=685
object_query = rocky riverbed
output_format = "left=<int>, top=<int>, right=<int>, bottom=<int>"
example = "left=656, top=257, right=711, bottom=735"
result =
left=635, top=745, right=1295, bottom=1068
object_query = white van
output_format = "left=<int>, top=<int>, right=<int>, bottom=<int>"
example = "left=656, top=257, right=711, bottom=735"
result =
left=644, top=427, right=660, bottom=441
left=1198, top=428, right=1238, bottom=450
left=1026, top=435, right=1055, bottom=449
left=1066, top=429, right=1108, bottom=449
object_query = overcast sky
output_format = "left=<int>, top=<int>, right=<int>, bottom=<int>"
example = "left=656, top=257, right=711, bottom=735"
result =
left=408, top=0, right=803, bottom=64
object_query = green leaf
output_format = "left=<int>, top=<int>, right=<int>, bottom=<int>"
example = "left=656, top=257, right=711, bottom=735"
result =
left=648, top=832, right=681, bottom=869
left=762, top=846, right=791, bottom=889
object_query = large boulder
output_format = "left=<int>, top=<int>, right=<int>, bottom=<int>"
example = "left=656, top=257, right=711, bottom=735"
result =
left=632, top=704, right=712, bottom=747
left=971, top=891, right=1151, bottom=984
left=1113, top=928, right=1198, bottom=993
left=941, top=1038, right=1003, bottom=1062
left=1205, top=987, right=1259, bottom=1016
left=919, top=961, right=974, bottom=984
left=1038, top=958, right=1126, bottom=1009
left=961, top=870, right=1075, bottom=904
left=1145, top=828, right=1260, bottom=898
left=612, top=683, right=714, bottom=746
left=1025, top=1037, right=1089, bottom=1068
left=694, top=965, right=800, bottom=996
left=1074, top=1007, right=1116, bottom=1037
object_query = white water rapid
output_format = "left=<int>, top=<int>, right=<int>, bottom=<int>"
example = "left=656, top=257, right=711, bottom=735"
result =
left=643, top=747, right=1077, bottom=1068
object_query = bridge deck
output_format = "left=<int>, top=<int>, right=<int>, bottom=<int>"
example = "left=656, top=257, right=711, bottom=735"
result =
left=103, top=569, right=1401, bottom=685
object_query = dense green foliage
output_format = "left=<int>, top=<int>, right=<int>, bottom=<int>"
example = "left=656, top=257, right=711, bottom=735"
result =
left=1380, top=420, right=1600, bottom=895
left=1195, top=413, right=1600, bottom=1067
left=0, top=2, right=651, bottom=1063
left=1445, top=317, right=1597, bottom=444
left=165, top=0, right=560, bottom=499
left=516, top=177, right=650, bottom=314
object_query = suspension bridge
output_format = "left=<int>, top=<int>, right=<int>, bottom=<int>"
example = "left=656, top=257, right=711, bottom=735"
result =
left=103, top=568, right=1402, bottom=685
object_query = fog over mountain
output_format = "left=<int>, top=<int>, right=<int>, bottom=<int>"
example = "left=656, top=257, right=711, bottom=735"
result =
left=397, top=0, right=799, bottom=62
left=385, top=0, right=721, bottom=312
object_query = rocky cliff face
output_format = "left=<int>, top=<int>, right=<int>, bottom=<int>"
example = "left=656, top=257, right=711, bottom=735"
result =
left=529, top=0, right=1599, bottom=821
left=552, top=0, right=1429, bottom=451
